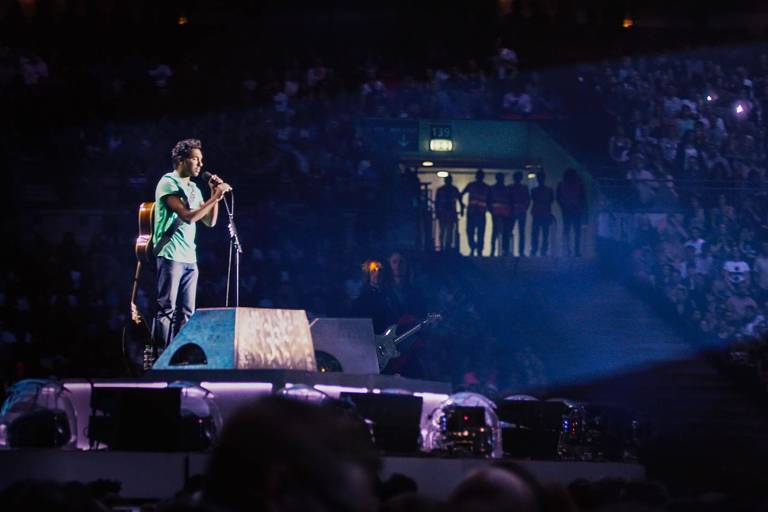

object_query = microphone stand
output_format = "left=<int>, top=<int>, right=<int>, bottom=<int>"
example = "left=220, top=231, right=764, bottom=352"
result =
left=221, top=192, right=243, bottom=307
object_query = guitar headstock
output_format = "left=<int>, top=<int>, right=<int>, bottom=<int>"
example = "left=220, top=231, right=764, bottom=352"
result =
left=130, top=302, right=143, bottom=325
left=424, top=313, right=442, bottom=325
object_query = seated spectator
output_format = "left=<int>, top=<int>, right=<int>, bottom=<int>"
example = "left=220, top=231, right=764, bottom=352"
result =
left=740, top=305, right=766, bottom=337
left=678, top=245, right=698, bottom=281
left=609, top=124, right=632, bottom=163
left=684, top=195, right=708, bottom=232
left=684, top=226, right=706, bottom=255
left=626, top=154, right=658, bottom=200
left=726, top=283, right=758, bottom=323
left=664, top=268, right=687, bottom=304
left=737, top=227, right=758, bottom=263
left=711, top=194, right=738, bottom=232
left=709, top=223, right=736, bottom=261
left=754, top=242, right=768, bottom=301
left=723, top=248, right=751, bottom=287
left=634, top=215, right=660, bottom=249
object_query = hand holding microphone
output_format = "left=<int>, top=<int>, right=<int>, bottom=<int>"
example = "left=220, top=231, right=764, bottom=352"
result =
left=202, top=171, right=232, bottom=200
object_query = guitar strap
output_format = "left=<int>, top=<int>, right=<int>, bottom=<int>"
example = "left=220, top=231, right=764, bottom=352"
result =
left=152, top=217, right=184, bottom=258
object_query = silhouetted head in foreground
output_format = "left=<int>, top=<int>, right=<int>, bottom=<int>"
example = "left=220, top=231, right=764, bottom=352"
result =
left=205, top=396, right=381, bottom=512
left=1, top=480, right=108, bottom=512
left=448, top=463, right=543, bottom=512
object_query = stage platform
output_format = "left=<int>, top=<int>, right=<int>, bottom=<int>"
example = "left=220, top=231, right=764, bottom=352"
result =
left=38, top=369, right=452, bottom=450
left=0, top=369, right=645, bottom=500
left=0, top=450, right=644, bottom=500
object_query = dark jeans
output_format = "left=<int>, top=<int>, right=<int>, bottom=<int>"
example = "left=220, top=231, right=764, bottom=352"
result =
left=466, top=211, right=486, bottom=256
left=153, top=257, right=198, bottom=347
left=438, top=217, right=458, bottom=252
left=562, top=211, right=582, bottom=256
left=491, top=214, right=511, bottom=256
left=531, top=216, right=552, bottom=256
left=511, top=213, right=526, bottom=256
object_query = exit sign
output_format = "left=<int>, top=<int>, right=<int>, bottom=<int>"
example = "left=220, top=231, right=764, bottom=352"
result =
left=430, top=125, right=452, bottom=139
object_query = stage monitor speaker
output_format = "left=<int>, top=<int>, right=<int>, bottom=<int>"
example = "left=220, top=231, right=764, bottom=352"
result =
left=496, top=400, right=568, bottom=459
left=88, top=387, right=182, bottom=451
left=152, top=307, right=317, bottom=371
left=310, top=318, right=379, bottom=374
left=339, top=392, right=423, bottom=453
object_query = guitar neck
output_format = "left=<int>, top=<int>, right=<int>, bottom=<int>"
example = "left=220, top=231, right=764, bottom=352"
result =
left=393, top=321, right=427, bottom=346
left=130, top=260, right=142, bottom=305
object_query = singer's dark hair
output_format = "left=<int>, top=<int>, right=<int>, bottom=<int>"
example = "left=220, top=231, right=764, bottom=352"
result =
left=171, top=138, right=202, bottom=167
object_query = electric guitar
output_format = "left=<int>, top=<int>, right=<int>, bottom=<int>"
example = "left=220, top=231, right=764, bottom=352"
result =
left=375, top=313, right=442, bottom=370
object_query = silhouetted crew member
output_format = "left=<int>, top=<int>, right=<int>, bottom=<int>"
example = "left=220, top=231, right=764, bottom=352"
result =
left=530, top=170, right=554, bottom=257
left=556, top=168, right=587, bottom=257
left=350, top=259, right=398, bottom=334
left=488, top=173, right=512, bottom=257
left=508, top=171, right=530, bottom=257
left=434, top=174, right=463, bottom=252
left=461, top=169, right=491, bottom=256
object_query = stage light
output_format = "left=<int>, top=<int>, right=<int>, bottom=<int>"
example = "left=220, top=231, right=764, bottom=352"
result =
left=423, top=392, right=502, bottom=458
left=275, top=383, right=330, bottom=403
left=436, top=171, right=449, bottom=178
left=168, top=381, right=223, bottom=451
left=622, top=17, right=634, bottom=29
left=429, top=139, right=454, bottom=152
left=0, top=379, right=77, bottom=449
left=314, top=351, right=344, bottom=372
left=734, top=101, right=749, bottom=118
left=503, top=394, right=539, bottom=401
left=421, top=161, right=434, bottom=167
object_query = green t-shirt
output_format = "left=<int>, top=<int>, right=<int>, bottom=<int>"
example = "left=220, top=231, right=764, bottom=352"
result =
left=153, top=171, right=204, bottom=263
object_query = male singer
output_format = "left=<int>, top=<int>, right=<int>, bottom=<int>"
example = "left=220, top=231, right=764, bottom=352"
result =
left=152, top=138, right=231, bottom=346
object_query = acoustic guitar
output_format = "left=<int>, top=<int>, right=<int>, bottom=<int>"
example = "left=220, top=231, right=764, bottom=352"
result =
left=121, top=202, right=156, bottom=373
left=135, top=201, right=155, bottom=262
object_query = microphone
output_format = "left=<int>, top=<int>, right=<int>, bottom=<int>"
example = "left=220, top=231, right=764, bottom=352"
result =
left=201, top=171, right=230, bottom=190
left=201, top=171, right=218, bottom=184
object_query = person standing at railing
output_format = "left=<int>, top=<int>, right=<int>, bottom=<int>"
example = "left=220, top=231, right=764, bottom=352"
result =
left=461, top=169, right=491, bottom=257
left=556, top=168, right=587, bottom=257
left=530, top=171, right=554, bottom=257
left=435, top=174, right=463, bottom=252
left=488, top=173, right=512, bottom=257
left=508, top=171, right=530, bottom=257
